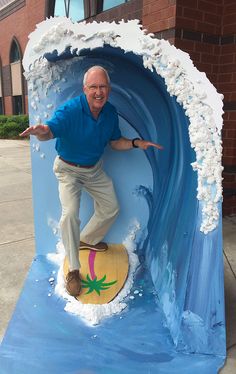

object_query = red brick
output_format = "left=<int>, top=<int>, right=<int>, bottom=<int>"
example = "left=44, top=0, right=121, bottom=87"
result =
left=223, top=149, right=235, bottom=157
left=148, top=19, right=170, bottom=32
left=223, top=12, right=236, bottom=26
left=151, top=0, right=171, bottom=12
left=143, top=13, right=160, bottom=25
left=223, top=24, right=236, bottom=35
left=183, top=7, right=203, bottom=21
left=223, top=173, right=236, bottom=183
left=224, top=121, right=236, bottom=129
left=175, top=38, right=196, bottom=52
left=195, top=42, right=214, bottom=54
left=219, top=64, right=236, bottom=74
left=201, top=53, right=219, bottom=64
left=207, top=74, right=217, bottom=85
left=224, top=0, right=236, bottom=4
left=176, top=16, right=197, bottom=29
left=218, top=73, right=233, bottom=83
left=223, top=156, right=236, bottom=165
left=176, top=4, right=183, bottom=16
left=223, top=93, right=232, bottom=101
left=216, top=5, right=224, bottom=15
left=225, top=3, right=236, bottom=14
left=189, top=51, right=201, bottom=63
left=230, top=92, right=236, bottom=101
left=197, top=21, right=217, bottom=34
left=225, top=129, right=236, bottom=139
left=204, top=12, right=222, bottom=26
left=143, top=4, right=151, bottom=16
left=177, top=0, right=198, bottom=9
left=4, top=96, right=12, bottom=115
left=161, top=5, right=176, bottom=19
left=195, top=62, right=213, bottom=75
left=228, top=112, right=236, bottom=121
left=221, top=44, right=236, bottom=55
left=220, top=54, right=235, bottom=64
left=223, top=139, right=236, bottom=148
left=223, top=181, right=236, bottom=190
left=218, top=83, right=236, bottom=93
left=168, top=17, right=176, bottom=28
left=198, top=0, right=218, bottom=14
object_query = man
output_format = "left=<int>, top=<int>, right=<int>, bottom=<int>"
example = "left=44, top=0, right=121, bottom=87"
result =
left=20, top=65, right=163, bottom=297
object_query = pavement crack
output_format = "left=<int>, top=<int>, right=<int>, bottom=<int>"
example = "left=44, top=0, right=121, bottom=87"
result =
left=0, top=197, right=32, bottom=205
left=227, top=342, right=236, bottom=351
left=224, top=250, right=236, bottom=280
left=0, top=236, right=35, bottom=246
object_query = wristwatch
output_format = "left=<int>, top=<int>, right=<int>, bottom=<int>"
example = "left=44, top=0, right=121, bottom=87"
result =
left=132, top=138, right=140, bottom=148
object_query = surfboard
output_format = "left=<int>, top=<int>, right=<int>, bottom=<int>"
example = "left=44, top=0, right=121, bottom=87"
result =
left=63, top=244, right=129, bottom=304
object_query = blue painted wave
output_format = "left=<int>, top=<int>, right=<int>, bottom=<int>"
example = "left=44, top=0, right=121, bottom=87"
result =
left=30, top=45, right=225, bottom=358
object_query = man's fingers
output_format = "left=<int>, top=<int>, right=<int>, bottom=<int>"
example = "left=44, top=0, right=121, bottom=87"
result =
left=20, top=128, right=32, bottom=137
left=153, top=143, right=164, bottom=150
left=144, top=141, right=164, bottom=150
left=20, top=125, right=45, bottom=137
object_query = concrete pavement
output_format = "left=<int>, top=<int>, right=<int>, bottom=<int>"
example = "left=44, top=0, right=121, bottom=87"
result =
left=0, top=139, right=235, bottom=373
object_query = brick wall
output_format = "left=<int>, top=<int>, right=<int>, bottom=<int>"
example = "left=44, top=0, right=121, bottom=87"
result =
left=220, top=1, right=236, bottom=215
left=0, top=0, right=46, bottom=114
left=174, top=0, right=223, bottom=86
left=142, top=0, right=176, bottom=35
left=143, top=0, right=236, bottom=215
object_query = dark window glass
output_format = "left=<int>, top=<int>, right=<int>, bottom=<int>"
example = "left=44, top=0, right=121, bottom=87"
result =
left=13, top=96, right=23, bottom=115
left=10, top=40, right=20, bottom=63
left=103, top=0, right=127, bottom=11
left=54, top=0, right=84, bottom=21
left=0, top=97, right=3, bottom=115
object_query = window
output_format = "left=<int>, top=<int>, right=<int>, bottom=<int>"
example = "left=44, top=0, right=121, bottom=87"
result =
left=54, top=0, right=85, bottom=22
left=12, top=96, right=23, bottom=115
left=10, top=39, right=24, bottom=114
left=10, top=40, right=20, bottom=63
left=103, top=0, right=128, bottom=11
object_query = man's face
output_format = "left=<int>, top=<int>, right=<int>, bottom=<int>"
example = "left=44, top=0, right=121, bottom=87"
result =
left=83, top=69, right=110, bottom=117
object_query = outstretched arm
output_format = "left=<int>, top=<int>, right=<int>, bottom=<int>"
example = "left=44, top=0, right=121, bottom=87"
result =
left=110, top=137, right=163, bottom=151
left=20, top=124, right=54, bottom=141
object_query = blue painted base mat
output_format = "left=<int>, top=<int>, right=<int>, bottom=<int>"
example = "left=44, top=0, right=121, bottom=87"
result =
left=0, top=256, right=224, bottom=374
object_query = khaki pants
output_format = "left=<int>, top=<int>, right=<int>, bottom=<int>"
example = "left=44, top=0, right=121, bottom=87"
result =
left=53, top=156, right=119, bottom=270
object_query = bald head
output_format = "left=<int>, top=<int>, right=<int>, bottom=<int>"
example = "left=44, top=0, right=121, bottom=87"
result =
left=83, top=66, right=110, bottom=86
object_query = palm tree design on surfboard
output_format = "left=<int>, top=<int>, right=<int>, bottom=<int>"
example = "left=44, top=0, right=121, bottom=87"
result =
left=63, top=244, right=129, bottom=304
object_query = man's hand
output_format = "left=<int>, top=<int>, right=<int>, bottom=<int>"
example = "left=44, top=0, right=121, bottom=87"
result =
left=134, top=139, right=163, bottom=150
left=110, top=137, right=163, bottom=151
left=20, top=124, right=53, bottom=141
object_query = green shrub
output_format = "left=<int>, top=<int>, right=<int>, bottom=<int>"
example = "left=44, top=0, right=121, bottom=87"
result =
left=0, top=115, right=29, bottom=139
left=0, top=115, right=9, bottom=124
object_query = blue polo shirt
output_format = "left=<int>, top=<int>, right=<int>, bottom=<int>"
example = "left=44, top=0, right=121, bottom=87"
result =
left=46, top=94, right=121, bottom=165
